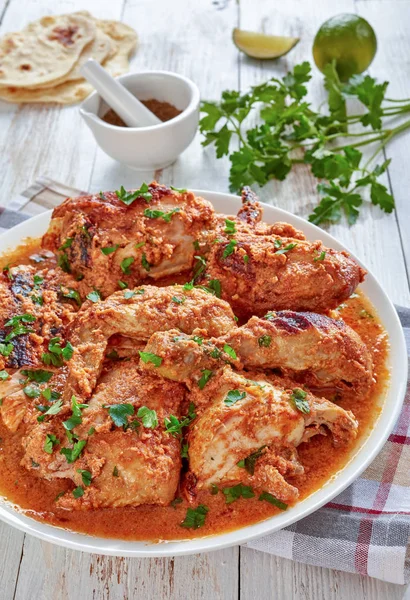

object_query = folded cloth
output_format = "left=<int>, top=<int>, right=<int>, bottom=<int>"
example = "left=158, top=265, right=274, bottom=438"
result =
left=3, top=177, right=410, bottom=585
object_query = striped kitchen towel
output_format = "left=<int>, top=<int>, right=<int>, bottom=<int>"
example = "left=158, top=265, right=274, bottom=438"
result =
left=1, top=178, right=410, bottom=585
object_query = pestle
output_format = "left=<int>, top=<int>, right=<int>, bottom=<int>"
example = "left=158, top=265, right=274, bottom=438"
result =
left=80, top=59, right=162, bottom=128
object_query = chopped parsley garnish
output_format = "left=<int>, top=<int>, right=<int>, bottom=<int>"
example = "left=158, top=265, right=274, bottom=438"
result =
left=209, top=347, right=221, bottom=359
left=59, top=238, right=73, bottom=251
left=164, top=403, right=196, bottom=437
left=101, top=244, right=119, bottom=255
left=314, top=250, right=326, bottom=262
left=198, top=369, right=213, bottom=390
left=224, top=218, right=237, bottom=235
left=223, top=484, right=255, bottom=504
left=192, top=335, right=203, bottom=345
left=124, top=290, right=135, bottom=299
left=0, top=343, right=13, bottom=357
left=60, top=439, right=87, bottom=464
left=141, top=254, right=151, bottom=272
left=106, top=349, right=120, bottom=360
left=63, top=396, right=88, bottom=431
left=183, top=281, right=194, bottom=291
left=223, top=344, right=237, bottom=360
left=42, top=388, right=60, bottom=402
left=99, top=191, right=107, bottom=200
left=170, top=497, right=183, bottom=508
left=259, top=491, right=288, bottom=510
left=181, top=443, right=189, bottom=458
left=170, top=185, right=187, bottom=193
left=192, top=255, right=207, bottom=280
left=44, top=434, right=60, bottom=454
left=38, top=399, right=63, bottom=422
left=222, top=239, right=237, bottom=259
left=23, top=385, right=41, bottom=398
left=275, top=243, right=297, bottom=255
left=199, top=278, right=222, bottom=298
left=171, top=296, right=185, bottom=304
left=210, top=483, right=219, bottom=495
left=31, top=294, right=43, bottom=305
left=113, top=466, right=119, bottom=477
left=118, top=280, right=127, bottom=289
left=115, top=183, right=152, bottom=205
left=21, top=369, right=53, bottom=384
left=86, top=290, right=101, bottom=303
left=33, top=274, right=43, bottom=288
left=58, top=252, right=71, bottom=273
left=137, top=406, right=158, bottom=429
left=180, top=504, right=209, bottom=529
left=237, top=446, right=266, bottom=475
left=42, top=337, right=74, bottom=366
left=224, top=389, right=246, bottom=406
left=193, top=240, right=200, bottom=251
left=139, top=351, right=162, bottom=367
left=144, top=207, right=180, bottom=222
left=243, top=254, right=249, bottom=264
left=0, top=370, right=9, bottom=381
left=60, top=286, right=81, bottom=306
left=258, top=335, right=271, bottom=347
left=5, top=314, right=36, bottom=328
left=290, top=388, right=310, bottom=414
left=120, top=257, right=135, bottom=275
left=77, top=469, right=92, bottom=486
left=135, top=241, right=145, bottom=249
left=73, top=486, right=84, bottom=499
left=108, top=403, right=134, bottom=427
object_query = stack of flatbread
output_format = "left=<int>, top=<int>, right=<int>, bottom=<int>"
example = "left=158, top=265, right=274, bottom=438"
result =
left=0, top=11, right=137, bottom=104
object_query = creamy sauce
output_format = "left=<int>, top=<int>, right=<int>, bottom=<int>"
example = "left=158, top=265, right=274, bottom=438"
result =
left=0, top=241, right=389, bottom=541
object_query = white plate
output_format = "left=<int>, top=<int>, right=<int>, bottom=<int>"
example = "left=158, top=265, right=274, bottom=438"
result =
left=0, top=190, right=407, bottom=557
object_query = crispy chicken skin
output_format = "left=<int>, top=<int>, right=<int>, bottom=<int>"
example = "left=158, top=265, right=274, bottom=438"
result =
left=42, top=182, right=215, bottom=297
left=0, top=264, right=79, bottom=370
left=222, top=311, right=373, bottom=392
left=141, top=309, right=373, bottom=393
left=185, top=367, right=358, bottom=503
left=22, top=360, right=185, bottom=509
left=65, top=285, right=237, bottom=399
left=202, top=232, right=366, bottom=318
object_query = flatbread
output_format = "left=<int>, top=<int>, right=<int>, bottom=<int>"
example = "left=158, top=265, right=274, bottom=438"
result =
left=0, top=21, right=137, bottom=104
left=0, top=14, right=96, bottom=88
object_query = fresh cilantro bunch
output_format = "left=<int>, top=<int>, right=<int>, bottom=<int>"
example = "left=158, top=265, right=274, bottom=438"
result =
left=200, top=62, right=410, bottom=225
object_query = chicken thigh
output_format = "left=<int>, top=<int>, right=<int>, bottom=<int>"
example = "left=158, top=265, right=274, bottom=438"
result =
left=21, top=360, right=185, bottom=509
left=140, top=308, right=372, bottom=393
left=186, top=367, right=358, bottom=503
left=42, top=182, right=215, bottom=297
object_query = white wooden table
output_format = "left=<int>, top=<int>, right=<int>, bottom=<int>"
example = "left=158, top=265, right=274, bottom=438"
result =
left=0, top=0, right=409, bottom=598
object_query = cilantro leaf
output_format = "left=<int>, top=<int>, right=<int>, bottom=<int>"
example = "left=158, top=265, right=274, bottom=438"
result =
left=180, top=504, right=209, bottom=529
left=290, top=388, right=310, bottom=414
left=222, top=484, right=255, bottom=504
left=224, top=389, right=246, bottom=406
left=139, top=351, right=162, bottom=367
left=137, top=406, right=158, bottom=428
left=108, top=403, right=134, bottom=427
left=259, top=491, right=288, bottom=510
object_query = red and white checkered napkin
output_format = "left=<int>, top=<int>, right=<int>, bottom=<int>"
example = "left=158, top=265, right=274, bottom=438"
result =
left=2, top=178, right=410, bottom=584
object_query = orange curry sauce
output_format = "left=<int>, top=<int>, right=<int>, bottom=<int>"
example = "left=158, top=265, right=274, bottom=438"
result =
left=0, top=240, right=389, bottom=542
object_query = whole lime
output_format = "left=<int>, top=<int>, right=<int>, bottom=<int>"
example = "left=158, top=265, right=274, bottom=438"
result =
left=313, top=14, right=377, bottom=81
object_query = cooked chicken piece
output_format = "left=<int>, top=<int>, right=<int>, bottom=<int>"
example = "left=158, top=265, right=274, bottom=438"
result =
left=185, top=367, right=358, bottom=503
left=22, top=360, right=185, bottom=509
left=65, top=285, right=237, bottom=400
left=223, top=311, right=372, bottom=392
left=42, top=182, right=215, bottom=297
left=0, top=367, right=65, bottom=432
left=141, top=309, right=372, bottom=393
left=201, top=231, right=366, bottom=318
left=0, top=264, right=79, bottom=369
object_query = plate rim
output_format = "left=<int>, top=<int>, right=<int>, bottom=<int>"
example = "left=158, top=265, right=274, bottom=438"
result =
left=0, top=189, right=407, bottom=557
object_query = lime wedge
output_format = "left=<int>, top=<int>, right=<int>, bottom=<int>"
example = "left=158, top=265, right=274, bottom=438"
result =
left=233, top=28, right=299, bottom=59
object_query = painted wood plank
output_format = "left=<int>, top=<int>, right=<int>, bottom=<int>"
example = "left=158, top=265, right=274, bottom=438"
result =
left=89, top=0, right=240, bottom=195
left=240, top=548, right=407, bottom=600
left=356, top=0, right=410, bottom=283
left=236, top=0, right=409, bottom=306
left=0, top=521, right=25, bottom=600
left=238, top=0, right=409, bottom=597
left=12, top=535, right=239, bottom=600
left=0, top=0, right=126, bottom=205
